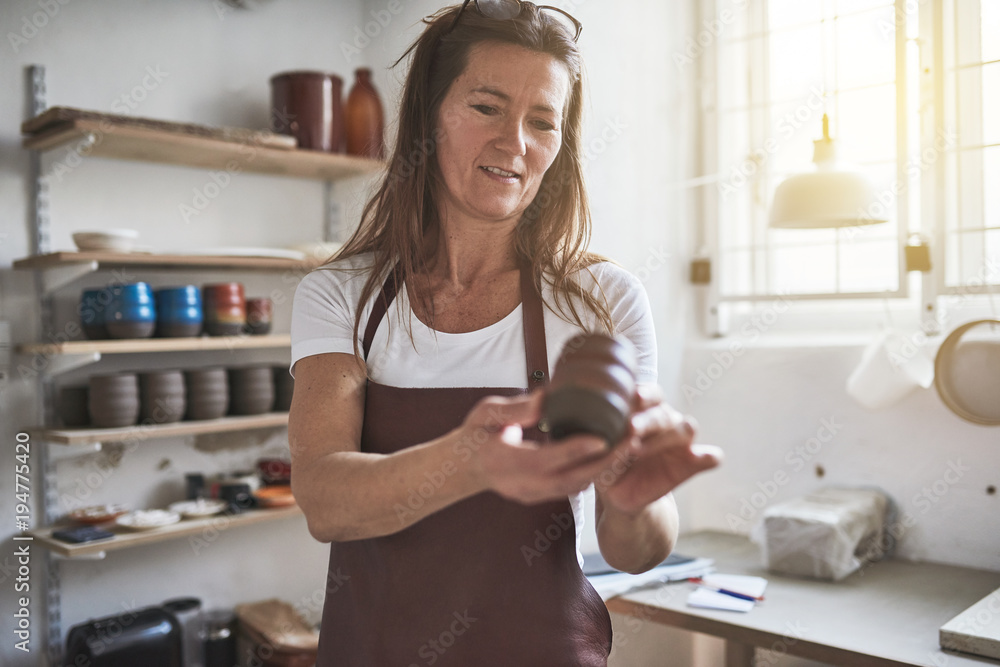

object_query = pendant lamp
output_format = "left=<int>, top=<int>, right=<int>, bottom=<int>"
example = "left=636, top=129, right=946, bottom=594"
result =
left=769, top=114, right=888, bottom=229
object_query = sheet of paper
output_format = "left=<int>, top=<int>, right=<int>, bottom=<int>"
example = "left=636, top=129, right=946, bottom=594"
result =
left=686, top=574, right=768, bottom=613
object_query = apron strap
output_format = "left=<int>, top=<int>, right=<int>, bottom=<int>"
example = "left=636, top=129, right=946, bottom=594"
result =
left=519, top=259, right=550, bottom=387
left=362, top=265, right=399, bottom=361
left=362, top=260, right=549, bottom=388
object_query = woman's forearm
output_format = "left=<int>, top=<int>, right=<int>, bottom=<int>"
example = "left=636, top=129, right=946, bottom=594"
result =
left=595, top=492, right=679, bottom=574
left=292, top=429, right=487, bottom=543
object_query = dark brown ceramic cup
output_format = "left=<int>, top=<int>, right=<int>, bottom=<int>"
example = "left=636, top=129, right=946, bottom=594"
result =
left=88, top=373, right=140, bottom=428
left=184, top=368, right=229, bottom=420
left=139, top=370, right=186, bottom=424
left=228, top=366, right=275, bottom=416
left=543, top=333, right=637, bottom=446
left=58, top=386, right=90, bottom=427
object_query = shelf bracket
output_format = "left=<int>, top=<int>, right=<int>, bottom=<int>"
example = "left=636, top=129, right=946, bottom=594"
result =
left=48, top=441, right=102, bottom=462
left=41, top=260, right=99, bottom=294
left=38, top=351, right=101, bottom=377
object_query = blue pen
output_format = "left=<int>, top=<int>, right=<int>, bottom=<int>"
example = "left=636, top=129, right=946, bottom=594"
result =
left=688, top=578, right=765, bottom=602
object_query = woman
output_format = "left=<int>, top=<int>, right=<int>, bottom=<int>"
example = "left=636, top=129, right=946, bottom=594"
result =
left=289, top=2, right=722, bottom=664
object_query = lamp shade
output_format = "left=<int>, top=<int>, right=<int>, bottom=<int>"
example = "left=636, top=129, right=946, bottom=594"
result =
left=769, top=115, right=888, bottom=229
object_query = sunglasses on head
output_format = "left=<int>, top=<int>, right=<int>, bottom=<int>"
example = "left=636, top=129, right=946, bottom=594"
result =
left=448, top=0, right=583, bottom=42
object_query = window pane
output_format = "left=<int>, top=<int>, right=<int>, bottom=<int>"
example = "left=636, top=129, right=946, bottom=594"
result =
left=768, top=0, right=824, bottom=30
left=985, top=0, right=1000, bottom=63
left=722, top=249, right=753, bottom=295
left=835, top=6, right=897, bottom=91
left=720, top=180, right=754, bottom=249
left=987, top=230, right=1000, bottom=284
left=986, top=147, right=1000, bottom=234
left=771, top=244, right=837, bottom=293
left=769, top=24, right=825, bottom=102
left=835, top=0, right=894, bottom=14
left=718, top=40, right=751, bottom=113
left=839, top=238, right=899, bottom=292
left=769, top=228, right=837, bottom=248
left=958, top=149, right=985, bottom=232
left=836, top=83, right=897, bottom=163
left=766, top=98, right=825, bottom=175
left=983, top=62, right=1000, bottom=146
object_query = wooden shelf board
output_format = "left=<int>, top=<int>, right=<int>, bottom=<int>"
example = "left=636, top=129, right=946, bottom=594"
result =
left=13, top=251, right=320, bottom=271
left=22, top=113, right=385, bottom=181
left=18, top=334, right=291, bottom=356
left=35, top=412, right=289, bottom=445
left=28, top=505, right=302, bottom=558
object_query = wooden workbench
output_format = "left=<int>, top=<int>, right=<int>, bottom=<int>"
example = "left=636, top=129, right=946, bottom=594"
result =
left=607, top=531, right=1000, bottom=667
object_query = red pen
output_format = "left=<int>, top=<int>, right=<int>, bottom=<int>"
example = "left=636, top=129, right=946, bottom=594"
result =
left=688, top=577, right=765, bottom=602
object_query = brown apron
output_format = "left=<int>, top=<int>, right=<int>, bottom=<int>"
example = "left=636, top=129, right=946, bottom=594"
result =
left=315, top=262, right=613, bottom=666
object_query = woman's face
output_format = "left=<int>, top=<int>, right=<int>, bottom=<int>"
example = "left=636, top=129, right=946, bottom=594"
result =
left=434, top=41, right=571, bottom=228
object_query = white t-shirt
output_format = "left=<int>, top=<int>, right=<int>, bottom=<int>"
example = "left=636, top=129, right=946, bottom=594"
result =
left=290, top=252, right=658, bottom=563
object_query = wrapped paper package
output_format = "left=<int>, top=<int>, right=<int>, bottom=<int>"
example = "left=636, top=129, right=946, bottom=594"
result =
left=754, top=487, right=891, bottom=581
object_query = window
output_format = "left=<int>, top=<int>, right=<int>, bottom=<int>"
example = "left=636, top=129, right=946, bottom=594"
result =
left=694, top=0, right=999, bottom=332
left=939, top=0, right=1000, bottom=295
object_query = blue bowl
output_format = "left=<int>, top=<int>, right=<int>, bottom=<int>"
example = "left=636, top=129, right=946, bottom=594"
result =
left=155, top=286, right=203, bottom=337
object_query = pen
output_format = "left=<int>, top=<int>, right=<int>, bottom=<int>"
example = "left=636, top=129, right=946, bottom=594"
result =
left=687, top=578, right=765, bottom=602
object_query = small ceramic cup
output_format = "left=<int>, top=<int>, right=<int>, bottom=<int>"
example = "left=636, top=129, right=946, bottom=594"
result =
left=139, top=370, right=186, bottom=424
left=155, top=286, right=203, bottom=338
left=202, top=283, right=246, bottom=337
left=79, top=289, right=112, bottom=340
left=184, top=367, right=229, bottom=420
left=88, top=372, right=140, bottom=428
left=106, top=282, right=157, bottom=339
left=244, top=297, right=273, bottom=336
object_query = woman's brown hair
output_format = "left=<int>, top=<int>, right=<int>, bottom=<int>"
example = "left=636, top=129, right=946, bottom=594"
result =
left=327, top=2, right=614, bottom=360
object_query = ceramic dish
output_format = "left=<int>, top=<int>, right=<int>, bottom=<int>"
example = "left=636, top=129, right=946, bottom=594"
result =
left=253, top=486, right=296, bottom=508
left=72, top=229, right=140, bottom=252
left=168, top=499, right=228, bottom=519
left=115, top=509, right=182, bottom=531
left=68, top=504, right=130, bottom=525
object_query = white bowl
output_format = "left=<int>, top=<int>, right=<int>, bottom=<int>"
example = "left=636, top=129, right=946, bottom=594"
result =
left=72, top=229, right=140, bottom=252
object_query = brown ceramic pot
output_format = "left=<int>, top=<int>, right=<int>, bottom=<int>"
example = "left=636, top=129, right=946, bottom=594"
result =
left=203, top=283, right=246, bottom=337
left=244, top=297, right=273, bottom=336
left=185, top=368, right=230, bottom=420
left=270, top=71, right=344, bottom=153
left=88, top=373, right=140, bottom=428
left=139, top=370, right=186, bottom=424
left=228, top=366, right=275, bottom=416
left=543, top=333, right=637, bottom=445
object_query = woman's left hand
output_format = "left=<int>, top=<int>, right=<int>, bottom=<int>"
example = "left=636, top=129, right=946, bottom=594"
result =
left=594, top=384, right=722, bottom=516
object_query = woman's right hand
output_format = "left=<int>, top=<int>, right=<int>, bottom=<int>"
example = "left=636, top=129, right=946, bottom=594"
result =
left=458, top=390, right=619, bottom=504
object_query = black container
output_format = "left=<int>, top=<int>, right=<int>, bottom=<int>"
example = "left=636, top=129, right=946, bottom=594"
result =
left=201, top=609, right=237, bottom=667
left=64, top=606, right=182, bottom=667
